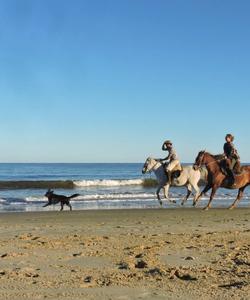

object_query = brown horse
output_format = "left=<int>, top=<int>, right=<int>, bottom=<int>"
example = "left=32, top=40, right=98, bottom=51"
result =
left=193, top=151, right=250, bottom=210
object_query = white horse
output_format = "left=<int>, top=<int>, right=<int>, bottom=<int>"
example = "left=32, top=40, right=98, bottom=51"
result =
left=142, top=157, right=206, bottom=206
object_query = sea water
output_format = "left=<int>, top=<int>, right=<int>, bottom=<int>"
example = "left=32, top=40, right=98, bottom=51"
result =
left=0, top=163, right=249, bottom=212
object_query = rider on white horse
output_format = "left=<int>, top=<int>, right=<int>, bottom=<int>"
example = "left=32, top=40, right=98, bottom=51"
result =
left=158, top=140, right=181, bottom=183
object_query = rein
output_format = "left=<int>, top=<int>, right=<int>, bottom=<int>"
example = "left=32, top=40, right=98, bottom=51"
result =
left=204, top=159, right=221, bottom=167
left=146, top=160, right=162, bottom=173
left=197, top=153, right=223, bottom=168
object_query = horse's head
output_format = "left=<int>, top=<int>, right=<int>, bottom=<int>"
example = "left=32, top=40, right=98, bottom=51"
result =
left=193, top=150, right=206, bottom=170
left=142, top=157, right=158, bottom=174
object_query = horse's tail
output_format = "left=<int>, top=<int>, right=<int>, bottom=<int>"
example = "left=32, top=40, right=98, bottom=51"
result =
left=69, top=193, right=80, bottom=199
left=199, top=167, right=208, bottom=184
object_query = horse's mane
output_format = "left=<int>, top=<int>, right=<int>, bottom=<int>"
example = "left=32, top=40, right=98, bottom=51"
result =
left=205, top=152, right=224, bottom=160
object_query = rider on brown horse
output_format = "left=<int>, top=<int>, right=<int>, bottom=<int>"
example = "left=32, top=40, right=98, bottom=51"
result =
left=222, top=134, right=241, bottom=185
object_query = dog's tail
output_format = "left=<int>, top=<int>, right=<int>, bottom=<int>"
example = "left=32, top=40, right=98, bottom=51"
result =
left=69, top=193, right=80, bottom=199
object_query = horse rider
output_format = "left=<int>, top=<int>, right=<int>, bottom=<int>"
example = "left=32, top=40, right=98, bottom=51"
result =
left=158, top=140, right=181, bottom=183
left=223, top=133, right=241, bottom=184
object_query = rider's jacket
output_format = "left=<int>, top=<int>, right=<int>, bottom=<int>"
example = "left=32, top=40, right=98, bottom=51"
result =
left=223, top=142, right=240, bottom=160
left=163, top=147, right=179, bottom=162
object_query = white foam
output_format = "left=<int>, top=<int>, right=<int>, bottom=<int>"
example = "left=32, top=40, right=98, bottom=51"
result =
left=73, top=179, right=144, bottom=187
left=24, top=193, right=154, bottom=203
left=25, top=196, right=47, bottom=202
left=72, top=193, right=154, bottom=201
left=17, top=189, right=250, bottom=205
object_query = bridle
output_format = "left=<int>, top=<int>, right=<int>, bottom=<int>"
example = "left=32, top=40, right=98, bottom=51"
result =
left=144, top=158, right=161, bottom=173
left=194, top=152, right=223, bottom=168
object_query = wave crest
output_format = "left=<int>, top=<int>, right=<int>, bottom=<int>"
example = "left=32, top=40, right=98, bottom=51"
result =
left=74, top=179, right=144, bottom=187
left=0, top=179, right=144, bottom=189
left=24, top=193, right=153, bottom=202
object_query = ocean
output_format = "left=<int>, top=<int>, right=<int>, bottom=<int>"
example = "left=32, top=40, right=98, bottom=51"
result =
left=0, top=163, right=249, bottom=212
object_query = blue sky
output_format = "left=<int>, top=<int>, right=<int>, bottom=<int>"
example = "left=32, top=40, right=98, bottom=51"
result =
left=0, top=0, right=249, bottom=162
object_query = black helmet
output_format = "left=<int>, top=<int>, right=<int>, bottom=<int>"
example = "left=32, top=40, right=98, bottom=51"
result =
left=162, top=140, right=172, bottom=150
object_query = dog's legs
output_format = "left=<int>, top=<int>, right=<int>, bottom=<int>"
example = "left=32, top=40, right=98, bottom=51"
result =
left=66, top=202, right=72, bottom=211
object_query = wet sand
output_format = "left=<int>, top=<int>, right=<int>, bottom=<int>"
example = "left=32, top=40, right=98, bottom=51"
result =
left=0, top=208, right=249, bottom=300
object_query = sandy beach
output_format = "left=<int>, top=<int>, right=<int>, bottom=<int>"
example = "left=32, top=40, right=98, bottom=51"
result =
left=0, top=208, right=249, bottom=300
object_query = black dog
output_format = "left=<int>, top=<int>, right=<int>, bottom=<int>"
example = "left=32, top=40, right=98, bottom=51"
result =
left=43, top=189, right=80, bottom=211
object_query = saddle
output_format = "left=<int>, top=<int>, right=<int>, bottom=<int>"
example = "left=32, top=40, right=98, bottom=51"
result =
left=219, top=159, right=243, bottom=176
left=166, top=163, right=183, bottom=180
left=219, top=159, right=244, bottom=187
left=219, top=162, right=228, bottom=176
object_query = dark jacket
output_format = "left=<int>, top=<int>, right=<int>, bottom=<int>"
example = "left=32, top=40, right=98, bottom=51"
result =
left=223, top=142, right=240, bottom=160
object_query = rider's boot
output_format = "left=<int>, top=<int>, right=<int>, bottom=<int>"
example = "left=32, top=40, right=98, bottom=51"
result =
left=167, top=170, right=172, bottom=184
left=226, top=168, right=235, bottom=185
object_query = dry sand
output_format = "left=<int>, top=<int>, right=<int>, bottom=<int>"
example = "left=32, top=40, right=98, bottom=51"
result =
left=0, top=208, right=249, bottom=300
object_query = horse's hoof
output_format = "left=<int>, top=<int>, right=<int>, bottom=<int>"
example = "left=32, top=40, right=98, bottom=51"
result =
left=182, top=198, right=187, bottom=203
left=172, top=200, right=176, bottom=204
left=228, top=206, right=234, bottom=210
left=181, top=202, right=184, bottom=206
left=202, top=206, right=209, bottom=211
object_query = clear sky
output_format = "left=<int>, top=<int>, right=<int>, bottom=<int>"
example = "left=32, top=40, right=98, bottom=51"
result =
left=0, top=0, right=249, bottom=162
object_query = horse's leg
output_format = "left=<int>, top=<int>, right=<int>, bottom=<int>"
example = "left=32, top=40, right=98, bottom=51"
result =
left=163, top=183, right=176, bottom=203
left=228, top=185, right=247, bottom=209
left=191, top=182, right=200, bottom=204
left=193, top=184, right=212, bottom=206
left=60, top=203, right=64, bottom=211
left=163, top=184, right=170, bottom=200
left=156, top=186, right=163, bottom=207
left=181, top=183, right=192, bottom=206
left=203, top=186, right=218, bottom=210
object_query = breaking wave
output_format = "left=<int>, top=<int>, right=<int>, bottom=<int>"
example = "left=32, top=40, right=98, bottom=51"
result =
left=0, top=179, right=144, bottom=189
left=24, top=193, right=154, bottom=203
left=0, top=192, right=247, bottom=205
left=74, top=179, right=144, bottom=187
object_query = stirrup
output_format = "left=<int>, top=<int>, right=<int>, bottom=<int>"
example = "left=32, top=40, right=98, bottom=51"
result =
left=227, top=177, right=235, bottom=186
